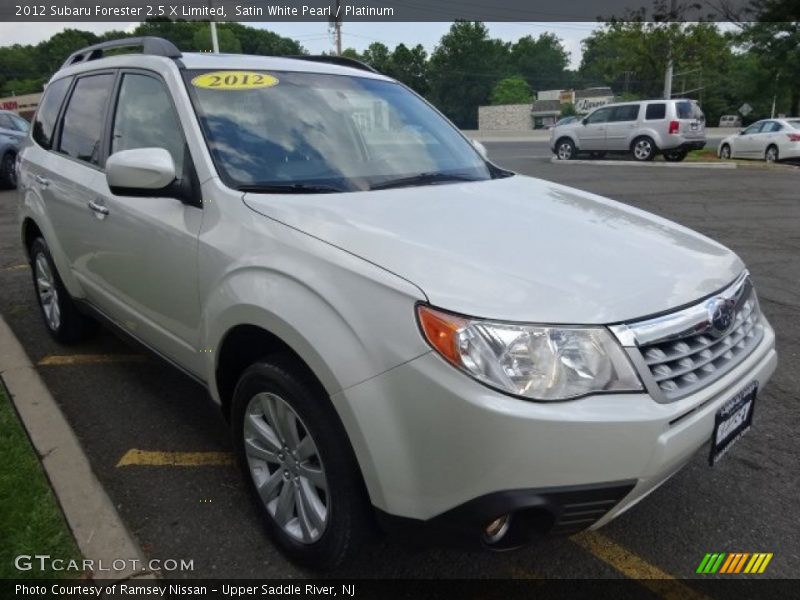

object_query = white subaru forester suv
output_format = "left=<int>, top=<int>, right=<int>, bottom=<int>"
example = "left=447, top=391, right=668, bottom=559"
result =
left=17, top=38, right=776, bottom=569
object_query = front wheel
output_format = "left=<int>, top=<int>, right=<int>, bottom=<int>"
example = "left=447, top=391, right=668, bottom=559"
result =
left=231, top=359, right=372, bottom=570
left=720, top=144, right=732, bottom=160
left=631, top=137, right=656, bottom=161
left=765, top=145, right=779, bottom=163
left=663, top=149, right=688, bottom=162
left=555, top=138, right=576, bottom=160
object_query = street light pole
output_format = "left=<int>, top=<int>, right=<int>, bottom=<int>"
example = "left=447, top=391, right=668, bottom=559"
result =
left=663, top=0, right=677, bottom=99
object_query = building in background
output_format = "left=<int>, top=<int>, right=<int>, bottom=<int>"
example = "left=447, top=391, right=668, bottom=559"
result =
left=0, top=93, right=41, bottom=120
left=479, top=86, right=617, bottom=131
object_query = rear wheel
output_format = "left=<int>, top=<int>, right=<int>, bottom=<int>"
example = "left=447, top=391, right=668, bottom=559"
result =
left=0, top=152, right=16, bottom=189
left=631, top=137, right=656, bottom=161
left=765, top=145, right=779, bottom=163
left=663, top=149, right=688, bottom=162
left=231, top=359, right=372, bottom=570
left=555, top=138, right=576, bottom=160
left=720, top=144, right=732, bottom=160
left=30, top=237, right=96, bottom=343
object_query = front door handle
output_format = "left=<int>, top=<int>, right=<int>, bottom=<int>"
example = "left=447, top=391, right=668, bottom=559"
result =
left=87, top=199, right=109, bottom=219
left=34, top=174, right=50, bottom=187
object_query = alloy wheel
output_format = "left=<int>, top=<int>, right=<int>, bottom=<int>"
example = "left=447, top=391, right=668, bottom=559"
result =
left=243, top=391, right=329, bottom=544
left=765, top=147, right=778, bottom=162
left=34, top=253, right=60, bottom=331
left=557, top=142, right=573, bottom=160
left=633, top=139, right=653, bottom=160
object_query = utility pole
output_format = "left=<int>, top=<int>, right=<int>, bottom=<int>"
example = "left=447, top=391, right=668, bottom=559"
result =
left=333, top=0, right=342, bottom=55
left=771, top=71, right=780, bottom=118
left=210, top=21, right=220, bottom=53
left=663, top=0, right=677, bottom=99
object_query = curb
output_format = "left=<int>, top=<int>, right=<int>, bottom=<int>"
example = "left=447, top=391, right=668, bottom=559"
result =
left=549, top=157, right=737, bottom=169
left=0, top=315, right=151, bottom=582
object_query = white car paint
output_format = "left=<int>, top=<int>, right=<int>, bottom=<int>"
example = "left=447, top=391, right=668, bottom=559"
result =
left=718, top=118, right=800, bottom=161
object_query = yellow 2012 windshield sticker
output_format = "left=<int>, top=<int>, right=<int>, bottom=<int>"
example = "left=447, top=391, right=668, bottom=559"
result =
left=191, top=71, right=279, bottom=90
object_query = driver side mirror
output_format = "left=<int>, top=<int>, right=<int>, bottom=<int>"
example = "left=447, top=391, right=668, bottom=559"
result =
left=471, top=139, right=488, bottom=159
left=581, top=118, right=588, bottom=126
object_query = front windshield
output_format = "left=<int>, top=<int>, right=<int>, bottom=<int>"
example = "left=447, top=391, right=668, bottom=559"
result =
left=184, top=69, right=493, bottom=192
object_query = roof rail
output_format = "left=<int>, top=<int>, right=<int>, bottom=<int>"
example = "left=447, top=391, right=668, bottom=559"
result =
left=286, top=55, right=378, bottom=74
left=61, top=37, right=182, bottom=70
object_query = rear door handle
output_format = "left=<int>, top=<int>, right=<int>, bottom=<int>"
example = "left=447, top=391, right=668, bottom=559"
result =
left=34, top=174, right=50, bottom=187
left=87, top=199, right=109, bottom=218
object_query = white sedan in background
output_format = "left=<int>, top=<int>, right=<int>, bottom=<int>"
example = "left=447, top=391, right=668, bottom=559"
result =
left=718, top=118, right=800, bottom=162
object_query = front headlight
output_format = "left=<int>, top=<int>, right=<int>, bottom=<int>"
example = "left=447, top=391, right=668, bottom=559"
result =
left=417, top=305, right=643, bottom=401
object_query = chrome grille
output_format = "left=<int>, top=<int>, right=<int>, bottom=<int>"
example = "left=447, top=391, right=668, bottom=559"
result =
left=617, top=272, right=763, bottom=402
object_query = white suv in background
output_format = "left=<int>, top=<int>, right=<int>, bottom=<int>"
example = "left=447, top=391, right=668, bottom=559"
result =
left=18, top=38, right=775, bottom=569
left=551, top=99, right=707, bottom=162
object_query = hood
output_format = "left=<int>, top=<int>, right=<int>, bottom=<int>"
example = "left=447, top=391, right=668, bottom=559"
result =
left=243, top=175, right=743, bottom=324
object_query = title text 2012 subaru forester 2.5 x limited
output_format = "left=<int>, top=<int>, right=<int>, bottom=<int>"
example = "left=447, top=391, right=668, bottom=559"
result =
left=17, top=38, right=776, bottom=569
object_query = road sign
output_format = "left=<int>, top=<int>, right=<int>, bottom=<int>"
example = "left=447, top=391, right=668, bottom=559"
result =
left=739, top=103, right=753, bottom=116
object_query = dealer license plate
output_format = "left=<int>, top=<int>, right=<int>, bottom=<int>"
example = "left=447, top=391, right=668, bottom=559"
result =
left=709, top=381, right=757, bottom=466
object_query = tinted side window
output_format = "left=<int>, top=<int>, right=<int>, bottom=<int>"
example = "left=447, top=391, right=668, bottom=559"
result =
left=586, top=107, right=612, bottom=124
left=59, top=74, right=114, bottom=166
left=111, top=73, right=185, bottom=174
left=765, top=122, right=783, bottom=133
left=32, top=77, right=72, bottom=149
left=0, top=114, right=13, bottom=130
left=645, top=103, right=666, bottom=120
left=610, top=105, right=639, bottom=122
left=743, top=122, right=764, bottom=135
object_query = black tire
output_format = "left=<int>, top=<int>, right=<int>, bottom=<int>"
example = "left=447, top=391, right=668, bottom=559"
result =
left=663, top=149, right=688, bottom=162
left=30, top=237, right=96, bottom=344
left=555, top=138, right=576, bottom=160
left=0, top=152, right=16, bottom=189
left=720, top=144, right=732, bottom=160
left=631, top=136, right=657, bottom=161
left=765, top=145, right=779, bottom=163
left=231, top=358, right=372, bottom=570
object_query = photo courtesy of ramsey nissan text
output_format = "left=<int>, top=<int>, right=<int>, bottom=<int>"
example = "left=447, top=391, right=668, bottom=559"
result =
left=0, top=1, right=797, bottom=598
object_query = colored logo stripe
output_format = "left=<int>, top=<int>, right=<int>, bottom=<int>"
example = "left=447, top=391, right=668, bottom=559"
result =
left=697, top=553, right=773, bottom=574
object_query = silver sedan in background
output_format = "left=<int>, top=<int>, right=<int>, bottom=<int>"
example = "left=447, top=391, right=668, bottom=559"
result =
left=718, top=118, right=800, bottom=162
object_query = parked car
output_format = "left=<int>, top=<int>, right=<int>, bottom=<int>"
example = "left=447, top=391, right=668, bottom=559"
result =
left=719, top=114, right=743, bottom=128
left=18, top=38, right=776, bottom=569
left=550, top=99, right=707, bottom=162
left=718, top=118, right=800, bottom=162
left=0, top=109, right=29, bottom=188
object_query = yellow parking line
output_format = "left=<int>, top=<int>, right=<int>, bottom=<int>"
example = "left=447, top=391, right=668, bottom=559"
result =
left=116, top=449, right=234, bottom=467
left=1, top=263, right=29, bottom=272
left=38, top=354, right=147, bottom=366
left=573, top=532, right=711, bottom=600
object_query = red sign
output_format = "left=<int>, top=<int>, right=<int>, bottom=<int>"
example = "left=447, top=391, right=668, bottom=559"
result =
left=1, top=100, right=18, bottom=110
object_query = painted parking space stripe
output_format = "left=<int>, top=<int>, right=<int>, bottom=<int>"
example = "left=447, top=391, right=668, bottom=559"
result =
left=1, top=263, right=29, bottom=272
left=38, top=353, right=147, bottom=366
left=573, top=532, right=711, bottom=600
left=116, top=449, right=234, bottom=467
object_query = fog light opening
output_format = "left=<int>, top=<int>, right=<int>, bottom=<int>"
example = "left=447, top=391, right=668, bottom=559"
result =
left=483, top=514, right=512, bottom=545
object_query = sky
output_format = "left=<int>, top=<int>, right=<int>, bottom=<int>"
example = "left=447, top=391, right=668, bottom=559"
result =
left=0, top=21, right=601, bottom=69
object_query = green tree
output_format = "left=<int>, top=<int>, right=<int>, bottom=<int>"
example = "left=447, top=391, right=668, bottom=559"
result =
left=427, top=21, right=511, bottom=128
left=361, top=42, right=392, bottom=73
left=388, top=44, right=429, bottom=96
left=560, top=102, right=577, bottom=117
left=192, top=25, right=242, bottom=53
left=510, top=33, right=570, bottom=92
left=490, top=76, right=532, bottom=105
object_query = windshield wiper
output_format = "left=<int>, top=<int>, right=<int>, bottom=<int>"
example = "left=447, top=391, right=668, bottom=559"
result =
left=370, top=172, right=481, bottom=191
left=238, top=183, right=345, bottom=194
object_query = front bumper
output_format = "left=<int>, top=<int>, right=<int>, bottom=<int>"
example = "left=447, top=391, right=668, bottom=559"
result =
left=331, top=318, right=776, bottom=544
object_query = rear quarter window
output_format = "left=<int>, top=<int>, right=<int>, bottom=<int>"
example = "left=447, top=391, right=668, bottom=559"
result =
left=32, top=77, right=73, bottom=149
left=645, top=103, right=666, bottom=120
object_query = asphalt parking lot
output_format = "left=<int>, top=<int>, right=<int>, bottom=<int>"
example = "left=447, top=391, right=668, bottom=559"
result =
left=1, top=145, right=798, bottom=586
